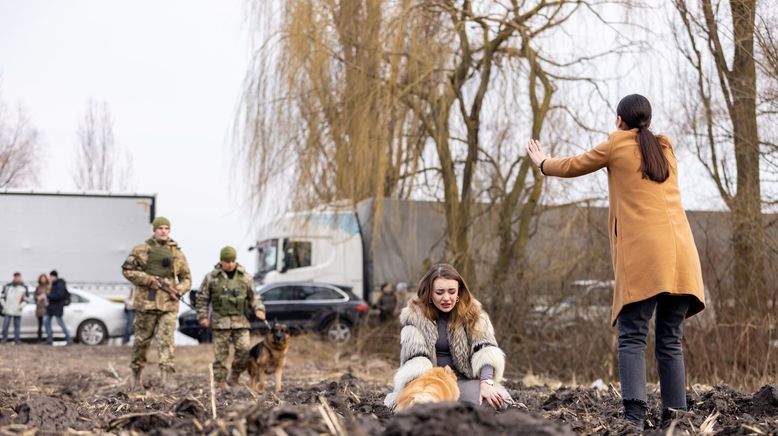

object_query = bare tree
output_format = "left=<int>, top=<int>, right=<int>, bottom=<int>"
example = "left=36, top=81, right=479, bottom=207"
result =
left=0, top=90, right=42, bottom=188
left=73, top=100, right=133, bottom=191
left=755, top=5, right=778, bottom=206
left=673, top=0, right=771, bottom=317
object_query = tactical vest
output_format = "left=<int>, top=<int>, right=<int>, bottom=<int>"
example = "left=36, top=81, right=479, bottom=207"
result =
left=211, top=272, right=248, bottom=316
left=145, top=242, right=175, bottom=279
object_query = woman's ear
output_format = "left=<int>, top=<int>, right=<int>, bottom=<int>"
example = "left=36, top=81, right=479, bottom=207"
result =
left=616, top=116, right=624, bottom=130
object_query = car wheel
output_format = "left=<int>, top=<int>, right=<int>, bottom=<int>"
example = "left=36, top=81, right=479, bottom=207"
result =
left=77, top=319, right=108, bottom=345
left=325, top=319, right=352, bottom=342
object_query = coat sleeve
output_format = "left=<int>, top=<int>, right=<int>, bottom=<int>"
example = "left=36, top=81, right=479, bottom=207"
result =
left=247, top=278, right=265, bottom=314
left=384, top=323, right=435, bottom=409
left=542, top=137, right=612, bottom=178
left=48, top=283, right=63, bottom=303
left=196, top=275, right=212, bottom=322
left=469, top=312, right=506, bottom=383
left=400, top=324, right=433, bottom=365
left=174, top=250, right=192, bottom=294
left=122, top=245, right=154, bottom=287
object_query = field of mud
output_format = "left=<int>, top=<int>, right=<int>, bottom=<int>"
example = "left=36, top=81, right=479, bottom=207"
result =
left=0, top=338, right=776, bottom=435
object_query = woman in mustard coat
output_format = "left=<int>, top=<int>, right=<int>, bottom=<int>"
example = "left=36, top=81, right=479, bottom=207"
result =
left=526, top=94, right=705, bottom=429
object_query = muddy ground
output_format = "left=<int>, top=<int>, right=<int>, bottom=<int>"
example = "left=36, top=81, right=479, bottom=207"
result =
left=0, top=337, right=776, bottom=435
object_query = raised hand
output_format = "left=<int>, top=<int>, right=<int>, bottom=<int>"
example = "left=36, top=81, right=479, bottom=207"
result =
left=526, top=139, right=548, bottom=167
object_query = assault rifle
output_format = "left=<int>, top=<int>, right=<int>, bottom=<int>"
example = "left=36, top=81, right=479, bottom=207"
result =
left=150, top=277, right=195, bottom=310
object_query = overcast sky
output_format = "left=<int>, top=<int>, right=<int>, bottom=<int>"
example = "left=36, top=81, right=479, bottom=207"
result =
left=0, top=1, right=261, bottom=278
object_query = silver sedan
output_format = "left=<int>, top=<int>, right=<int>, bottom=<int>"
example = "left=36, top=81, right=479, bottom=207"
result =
left=1, top=288, right=127, bottom=345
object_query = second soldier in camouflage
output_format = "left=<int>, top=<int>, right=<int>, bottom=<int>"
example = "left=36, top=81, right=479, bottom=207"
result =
left=197, top=246, right=265, bottom=387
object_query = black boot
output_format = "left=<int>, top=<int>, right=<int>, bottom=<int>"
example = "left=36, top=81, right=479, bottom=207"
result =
left=623, top=400, right=646, bottom=430
left=660, top=408, right=686, bottom=429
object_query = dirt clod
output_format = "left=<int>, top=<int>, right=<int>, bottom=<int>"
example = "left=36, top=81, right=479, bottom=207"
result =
left=751, top=384, right=778, bottom=416
left=13, top=395, right=80, bottom=432
left=172, top=396, right=206, bottom=420
left=384, top=401, right=575, bottom=436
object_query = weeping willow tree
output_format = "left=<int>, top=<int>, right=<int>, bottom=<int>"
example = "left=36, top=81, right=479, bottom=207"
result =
left=238, top=1, right=435, bottom=218
left=239, top=0, right=641, bottom=285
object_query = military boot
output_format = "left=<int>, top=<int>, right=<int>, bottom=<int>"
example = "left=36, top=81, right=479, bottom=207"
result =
left=159, top=368, right=174, bottom=388
left=131, top=368, right=143, bottom=390
left=227, top=372, right=241, bottom=387
left=660, top=408, right=686, bottom=429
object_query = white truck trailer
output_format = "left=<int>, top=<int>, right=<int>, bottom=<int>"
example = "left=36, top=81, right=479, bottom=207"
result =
left=0, top=190, right=156, bottom=299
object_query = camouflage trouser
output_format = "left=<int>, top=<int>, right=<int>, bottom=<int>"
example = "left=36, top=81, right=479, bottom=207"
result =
left=131, top=310, right=177, bottom=372
left=212, top=328, right=250, bottom=382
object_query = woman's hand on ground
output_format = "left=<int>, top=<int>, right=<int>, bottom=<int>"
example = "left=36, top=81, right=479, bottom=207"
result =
left=526, top=139, right=548, bottom=166
left=479, top=382, right=505, bottom=409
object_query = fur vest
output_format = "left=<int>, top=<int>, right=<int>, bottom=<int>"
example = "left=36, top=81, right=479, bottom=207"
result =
left=384, top=301, right=506, bottom=408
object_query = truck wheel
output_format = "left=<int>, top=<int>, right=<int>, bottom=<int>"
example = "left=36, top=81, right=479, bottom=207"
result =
left=77, top=319, right=108, bottom=345
left=324, top=319, right=352, bottom=342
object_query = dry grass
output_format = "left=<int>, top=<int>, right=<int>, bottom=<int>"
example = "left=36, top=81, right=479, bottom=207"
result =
left=181, top=333, right=396, bottom=386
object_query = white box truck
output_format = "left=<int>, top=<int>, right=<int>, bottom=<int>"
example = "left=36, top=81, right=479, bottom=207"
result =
left=0, top=190, right=156, bottom=299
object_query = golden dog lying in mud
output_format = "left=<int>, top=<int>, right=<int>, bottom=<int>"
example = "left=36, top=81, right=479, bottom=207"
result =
left=395, top=366, right=459, bottom=411
left=246, top=322, right=291, bottom=394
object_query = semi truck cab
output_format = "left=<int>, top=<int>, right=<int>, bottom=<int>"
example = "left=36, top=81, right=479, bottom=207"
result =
left=252, top=210, right=365, bottom=300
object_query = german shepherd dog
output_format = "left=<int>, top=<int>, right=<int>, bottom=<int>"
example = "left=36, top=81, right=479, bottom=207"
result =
left=395, top=366, right=460, bottom=411
left=247, top=322, right=291, bottom=394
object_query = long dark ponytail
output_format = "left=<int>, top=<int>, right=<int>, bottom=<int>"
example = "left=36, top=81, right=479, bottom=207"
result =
left=616, top=94, right=669, bottom=183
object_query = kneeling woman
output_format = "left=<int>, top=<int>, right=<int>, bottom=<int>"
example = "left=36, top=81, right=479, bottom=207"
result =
left=384, top=263, right=510, bottom=410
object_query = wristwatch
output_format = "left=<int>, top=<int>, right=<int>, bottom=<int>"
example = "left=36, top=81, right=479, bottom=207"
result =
left=480, top=379, right=494, bottom=386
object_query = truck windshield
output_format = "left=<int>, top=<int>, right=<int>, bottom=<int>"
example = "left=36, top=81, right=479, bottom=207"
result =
left=256, top=239, right=278, bottom=273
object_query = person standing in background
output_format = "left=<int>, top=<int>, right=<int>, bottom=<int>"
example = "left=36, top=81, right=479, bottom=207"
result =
left=377, top=283, right=397, bottom=323
left=1, top=272, right=29, bottom=344
left=394, top=282, right=410, bottom=316
left=123, top=288, right=136, bottom=345
left=45, top=270, right=73, bottom=345
left=34, top=273, right=50, bottom=342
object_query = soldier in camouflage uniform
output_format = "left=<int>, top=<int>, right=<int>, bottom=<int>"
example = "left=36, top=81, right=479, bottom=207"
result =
left=197, top=246, right=265, bottom=387
left=122, top=216, right=192, bottom=388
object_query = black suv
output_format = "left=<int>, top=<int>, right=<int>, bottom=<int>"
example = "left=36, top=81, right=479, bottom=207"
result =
left=178, top=282, right=369, bottom=343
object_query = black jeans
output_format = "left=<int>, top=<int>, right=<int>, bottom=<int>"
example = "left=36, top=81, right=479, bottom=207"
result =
left=617, top=293, right=691, bottom=410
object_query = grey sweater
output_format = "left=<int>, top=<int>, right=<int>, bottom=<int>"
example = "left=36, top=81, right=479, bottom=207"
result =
left=435, top=311, right=494, bottom=380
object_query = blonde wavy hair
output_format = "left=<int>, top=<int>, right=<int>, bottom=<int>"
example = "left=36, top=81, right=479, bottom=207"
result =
left=411, top=263, right=482, bottom=335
